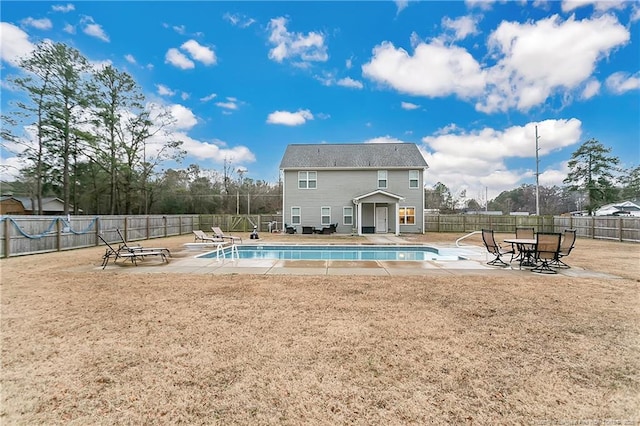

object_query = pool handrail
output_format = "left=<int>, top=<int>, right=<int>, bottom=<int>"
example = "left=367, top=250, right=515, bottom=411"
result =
left=456, top=230, right=482, bottom=247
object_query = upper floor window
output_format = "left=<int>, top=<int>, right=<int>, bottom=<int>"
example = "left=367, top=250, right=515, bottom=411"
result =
left=298, top=171, right=317, bottom=189
left=409, top=170, right=419, bottom=188
left=377, top=170, right=387, bottom=189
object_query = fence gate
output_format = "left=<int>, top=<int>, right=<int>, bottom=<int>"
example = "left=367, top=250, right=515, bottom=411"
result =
left=229, top=215, right=261, bottom=232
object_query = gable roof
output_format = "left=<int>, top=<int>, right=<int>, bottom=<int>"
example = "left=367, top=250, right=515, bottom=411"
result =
left=279, top=143, right=428, bottom=169
left=0, top=196, right=67, bottom=212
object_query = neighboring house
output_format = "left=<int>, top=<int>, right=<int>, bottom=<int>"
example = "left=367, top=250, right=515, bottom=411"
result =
left=279, top=143, right=428, bottom=235
left=0, top=196, right=72, bottom=215
left=595, top=200, right=640, bottom=217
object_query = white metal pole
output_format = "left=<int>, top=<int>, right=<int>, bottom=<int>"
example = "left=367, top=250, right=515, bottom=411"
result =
left=535, top=125, right=540, bottom=216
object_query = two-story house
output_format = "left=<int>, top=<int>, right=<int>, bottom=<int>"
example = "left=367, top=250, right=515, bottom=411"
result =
left=279, top=143, right=428, bottom=235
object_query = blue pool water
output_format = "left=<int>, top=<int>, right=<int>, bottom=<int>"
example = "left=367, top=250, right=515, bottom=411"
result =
left=197, top=244, right=463, bottom=261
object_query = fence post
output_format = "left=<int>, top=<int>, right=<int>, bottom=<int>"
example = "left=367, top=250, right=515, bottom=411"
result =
left=95, top=216, right=100, bottom=246
left=591, top=216, right=595, bottom=239
left=619, top=217, right=623, bottom=242
left=124, top=217, right=129, bottom=241
left=164, top=216, right=168, bottom=237
left=146, top=216, right=150, bottom=239
left=56, top=218, right=62, bottom=252
left=4, top=217, right=10, bottom=258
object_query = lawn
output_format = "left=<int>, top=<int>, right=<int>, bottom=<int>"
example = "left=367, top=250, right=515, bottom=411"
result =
left=1, top=232, right=638, bottom=424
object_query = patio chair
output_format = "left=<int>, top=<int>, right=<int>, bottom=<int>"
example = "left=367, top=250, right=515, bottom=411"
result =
left=284, top=223, right=297, bottom=234
left=117, top=229, right=171, bottom=258
left=481, top=229, right=514, bottom=267
left=211, top=226, right=243, bottom=244
left=549, top=229, right=576, bottom=268
left=531, top=232, right=562, bottom=274
left=193, top=229, right=223, bottom=243
left=98, top=234, right=167, bottom=269
left=510, top=227, right=535, bottom=262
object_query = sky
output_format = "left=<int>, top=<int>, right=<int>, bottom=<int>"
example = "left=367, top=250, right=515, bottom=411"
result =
left=1, top=0, right=639, bottom=204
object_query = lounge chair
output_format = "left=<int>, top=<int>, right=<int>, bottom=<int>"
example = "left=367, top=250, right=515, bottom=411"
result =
left=117, top=229, right=171, bottom=257
left=549, top=229, right=576, bottom=268
left=193, top=229, right=223, bottom=243
left=481, top=229, right=514, bottom=267
left=211, top=226, right=242, bottom=244
left=98, top=234, right=167, bottom=269
left=531, top=232, right=562, bottom=274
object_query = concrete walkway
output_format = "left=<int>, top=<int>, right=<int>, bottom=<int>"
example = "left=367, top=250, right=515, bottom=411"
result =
left=100, top=239, right=621, bottom=278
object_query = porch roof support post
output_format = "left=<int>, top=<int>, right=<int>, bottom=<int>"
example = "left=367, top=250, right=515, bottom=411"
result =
left=355, top=200, right=362, bottom=236
left=395, top=201, right=400, bottom=236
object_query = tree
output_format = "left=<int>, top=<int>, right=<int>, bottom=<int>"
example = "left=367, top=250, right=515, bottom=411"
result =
left=619, top=165, right=640, bottom=200
left=563, top=139, right=620, bottom=214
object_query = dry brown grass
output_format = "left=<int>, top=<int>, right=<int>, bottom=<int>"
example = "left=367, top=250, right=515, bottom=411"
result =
left=1, top=232, right=639, bottom=425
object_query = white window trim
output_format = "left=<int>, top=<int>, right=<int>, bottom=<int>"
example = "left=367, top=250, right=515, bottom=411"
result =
left=409, top=170, right=419, bottom=188
left=377, top=170, right=388, bottom=189
left=321, top=206, right=331, bottom=226
left=343, top=206, right=353, bottom=226
left=291, top=206, right=301, bottom=225
left=399, top=206, right=416, bottom=225
left=298, top=171, right=317, bottom=189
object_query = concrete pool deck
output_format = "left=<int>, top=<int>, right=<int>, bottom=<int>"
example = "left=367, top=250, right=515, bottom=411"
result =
left=103, top=235, right=621, bottom=279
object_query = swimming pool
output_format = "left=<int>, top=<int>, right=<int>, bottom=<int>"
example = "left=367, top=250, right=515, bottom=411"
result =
left=197, top=244, right=464, bottom=261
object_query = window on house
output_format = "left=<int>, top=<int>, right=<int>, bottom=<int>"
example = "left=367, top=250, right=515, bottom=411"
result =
left=321, top=206, right=331, bottom=225
left=291, top=207, right=301, bottom=225
left=409, top=170, right=419, bottom=188
left=343, top=207, right=353, bottom=225
left=298, top=171, right=317, bottom=189
left=378, top=170, right=387, bottom=188
left=399, top=207, right=415, bottom=225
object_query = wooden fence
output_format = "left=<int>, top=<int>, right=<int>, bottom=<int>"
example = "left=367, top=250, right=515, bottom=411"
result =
left=2, top=213, right=638, bottom=258
left=0, top=215, right=200, bottom=258
left=425, top=214, right=640, bottom=242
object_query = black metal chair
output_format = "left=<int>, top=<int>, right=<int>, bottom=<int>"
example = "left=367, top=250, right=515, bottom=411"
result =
left=531, top=232, right=562, bottom=274
left=284, top=223, right=297, bottom=234
left=481, top=229, right=514, bottom=267
left=511, top=227, right=535, bottom=262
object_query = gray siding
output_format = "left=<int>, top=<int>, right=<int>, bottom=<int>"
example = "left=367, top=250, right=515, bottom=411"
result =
left=282, top=168, right=424, bottom=233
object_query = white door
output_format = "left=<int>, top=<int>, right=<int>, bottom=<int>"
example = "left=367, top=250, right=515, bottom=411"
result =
left=375, top=206, right=388, bottom=233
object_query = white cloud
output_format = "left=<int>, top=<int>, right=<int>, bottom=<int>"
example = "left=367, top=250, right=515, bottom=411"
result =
left=479, top=14, right=629, bottom=112
left=266, top=109, right=314, bottom=126
left=21, top=17, right=53, bottom=30
left=581, top=78, right=600, bottom=99
left=336, top=77, right=363, bottom=89
left=632, top=4, right=640, bottom=22
left=165, top=47, right=195, bottom=69
left=365, top=136, right=408, bottom=144
left=52, top=4, right=75, bottom=13
left=173, top=25, right=186, bottom=35
left=180, top=39, right=216, bottom=65
left=395, top=0, right=409, bottom=14
left=166, top=104, right=198, bottom=130
left=156, top=84, right=175, bottom=96
left=223, top=13, right=256, bottom=28
left=0, top=23, right=35, bottom=66
left=177, top=135, right=256, bottom=163
left=362, top=40, right=485, bottom=99
left=81, top=16, right=109, bottom=42
left=401, top=101, right=420, bottom=110
left=216, top=101, right=238, bottom=110
left=605, top=71, right=640, bottom=93
left=465, top=0, right=496, bottom=11
left=562, top=0, right=627, bottom=13
left=124, top=54, right=136, bottom=64
left=267, top=17, right=328, bottom=63
left=200, top=93, right=217, bottom=102
left=441, top=15, right=479, bottom=41
left=63, top=23, right=75, bottom=34
left=421, top=118, right=582, bottom=200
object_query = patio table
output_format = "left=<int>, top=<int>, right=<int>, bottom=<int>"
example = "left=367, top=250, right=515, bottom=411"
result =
left=504, top=238, right=537, bottom=268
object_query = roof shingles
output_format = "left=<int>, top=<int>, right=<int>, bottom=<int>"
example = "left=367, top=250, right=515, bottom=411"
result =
left=279, top=143, right=428, bottom=169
